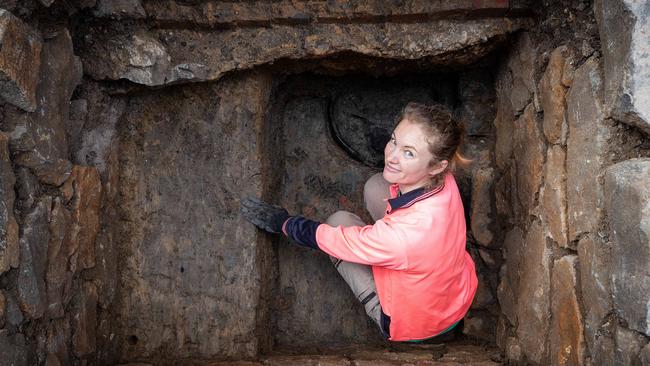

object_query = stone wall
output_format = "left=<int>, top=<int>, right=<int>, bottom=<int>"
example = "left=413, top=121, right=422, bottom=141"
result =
left=494, top=2, right=650, bottom=364
left=0, top=0, right=648, bottom=365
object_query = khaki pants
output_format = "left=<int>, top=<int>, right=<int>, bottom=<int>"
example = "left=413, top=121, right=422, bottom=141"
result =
left=325, top=173, right=391, bottom=329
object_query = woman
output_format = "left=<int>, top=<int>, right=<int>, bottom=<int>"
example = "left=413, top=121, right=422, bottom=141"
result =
left=241, top=102, right=477, bottom=342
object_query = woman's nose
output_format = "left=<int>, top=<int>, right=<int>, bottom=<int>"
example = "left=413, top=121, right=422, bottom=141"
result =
left=385, top=144, right=399, bottom=162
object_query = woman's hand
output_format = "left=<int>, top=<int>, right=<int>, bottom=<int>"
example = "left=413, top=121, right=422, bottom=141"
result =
left=240, top=197, right=290, bottom=234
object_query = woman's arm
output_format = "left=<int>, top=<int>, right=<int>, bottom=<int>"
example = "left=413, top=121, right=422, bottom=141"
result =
left=284, top=216, right=408, bottom=270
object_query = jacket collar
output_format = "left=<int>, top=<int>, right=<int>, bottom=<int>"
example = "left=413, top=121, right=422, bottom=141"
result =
left=386, top=182, right=445, bottom=214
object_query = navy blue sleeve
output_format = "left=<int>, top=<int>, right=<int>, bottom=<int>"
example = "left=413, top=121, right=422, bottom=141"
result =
left=283, top=216, right=321, bottom=250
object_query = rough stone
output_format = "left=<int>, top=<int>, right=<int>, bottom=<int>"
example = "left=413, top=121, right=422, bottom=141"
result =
left=72, top=282, right=98, bottom=358
left=73, top=84, right=126, bottom=178
left=478, top=247, right=501, bottom=271
left=577, top=234, right=613, bottom=353
left=94, top=0, right=146, bottom=18
left=494, top=62, right=515, bottom=169
left=641, top=342, right=650, bottom=366
left=541, top=145, right=568, bottom=247
left=264, top=356, right=350, bottom=366
left=462, top=310, right=495, bottom=342
left=539, top=46, right=572, bottom=145
left=64, top=165, right=102, bottom=271
left=0, top=290, right=5, bottom=328
left=46, top=198, right=73, bottom=318
left=550, top=255, right=586, bottom=366
left=117, top=71, right=274, bottom=360
left=46, top=317, right=72, bottom=366
left=590, top=329, right=616, bottom=366
left=0, top=132, right=19, bottom=275
left=4, top=291, right=24, bottom=326
left=0, top=329, right=30, bottom=366
left=505, top=337, right=523, bottom=364
left=0, top=9, right=42, bottom=112
left=471, top=268, right=496, bottom=310
left=142, top=1, right=525, bottom=26
left=614, top=326, right=647, bottom=366
left=14, top=166, right=39, bottom=216
left=494, top=166, right=516, bottom=219
left=497, top=227, right=524, bottom=326
left=80, top=19, right=530, bottom=86
left=470, top=167, right=495, bottom=247
left=604, top=158, right=650, bottom=336
left=515, top=221, right=552, bottom=364
left=6, top=28, right=81, bottom=187
left=595, top=0, right=650, bottom=135
left=65, top=99, right=88, bottom=151
left=17, top=197, right=50, bottom=319
left=566, top=57, right=608, bottom=241
left=507, top=32, right=536, bottom=115
left=513, top=103, right=546, bottom=215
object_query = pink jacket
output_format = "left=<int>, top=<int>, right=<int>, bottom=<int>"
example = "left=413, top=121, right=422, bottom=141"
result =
left=315, top=173, right=477, bottom=341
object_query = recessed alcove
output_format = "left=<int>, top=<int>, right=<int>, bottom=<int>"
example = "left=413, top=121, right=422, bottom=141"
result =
left=5, top=2, right=645, bottom=365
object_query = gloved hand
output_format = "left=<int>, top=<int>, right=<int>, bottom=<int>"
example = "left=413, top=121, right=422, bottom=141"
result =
left=240, top=197, right=291, bottom=234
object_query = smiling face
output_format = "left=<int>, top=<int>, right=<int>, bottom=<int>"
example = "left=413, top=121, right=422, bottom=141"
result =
left=382, top=119, right=448, bottom=193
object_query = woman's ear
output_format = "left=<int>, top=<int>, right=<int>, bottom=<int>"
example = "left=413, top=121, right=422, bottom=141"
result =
left=429, top=160, right=449, bottom=177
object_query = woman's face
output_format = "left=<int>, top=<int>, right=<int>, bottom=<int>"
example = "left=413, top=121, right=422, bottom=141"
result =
left=382, top=119, right=446, bottom=193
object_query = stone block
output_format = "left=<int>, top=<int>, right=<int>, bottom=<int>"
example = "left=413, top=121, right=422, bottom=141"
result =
left=46, top=317, right=72, bottom=366
left=94, top=0, right=146, bottom=18
left=117, top=72, right=274, bottom=360
left=80, top=18, right=530, bottom=86
left=471, top=167, right=495, bottom=247
left=64, top=166, right=102, bottom=270
left=589, top=325, right=615, bottom=366
left=46, top=198, right=73, bottom=318
left=6, top=28, right=81, bottom=187
left=614, top=326, right=647, bottom=366
left=507, top=33, right=536, bottom=115
left=0, top=330, right=30, bottom=366
left=0, top=132, right=19, bottom=275
left=0, top=290, right=5, bottom=328
left=539, top=46, right=573, bottom=145
left=641, top=342, right=650, bottom=366
left=566, top=57, right=608, bottom=241
left=72, top=282, right=97, bottom=358
left=505, top=337, right=523, bottom=364
left=14, top=167, right=39, bottom=216
left=604, top=158, right=650, bottom=336
left=595, top=0, right=650, bottom=135
left=515, top=220, right=552, bottom=364
left=541, top=145, right=568, bottom=247
left=17, top=198, right=50, bottom=320
left=4, top=291, right=23, bottom=326
left=0, top=9, right=42, bottom=112
left=577, top=235, right=613, bottom=352
left=498, top=227, right=524, bottom=326
left=550, top=255, right=586, bottom=366
left=513, top=104, right=546, bottom=215
left=494, top=62, right=514, bottom=169
left=73, top=87, right=126, bottom=177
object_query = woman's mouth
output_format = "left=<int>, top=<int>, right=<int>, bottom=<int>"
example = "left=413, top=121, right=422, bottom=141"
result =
left=384, top=164, right=400, bottom=173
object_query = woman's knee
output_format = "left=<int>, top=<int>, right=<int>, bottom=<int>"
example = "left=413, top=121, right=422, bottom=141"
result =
left=364, top=173, right=390, bottom=220
left=326, top=210, right=364, bottom=227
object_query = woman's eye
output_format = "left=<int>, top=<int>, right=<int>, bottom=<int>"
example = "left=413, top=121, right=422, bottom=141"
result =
left=404, top=150, right=414, bottom=158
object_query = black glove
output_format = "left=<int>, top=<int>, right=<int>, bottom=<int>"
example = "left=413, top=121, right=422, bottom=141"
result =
left=240, top=197, right=291, bottom=234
